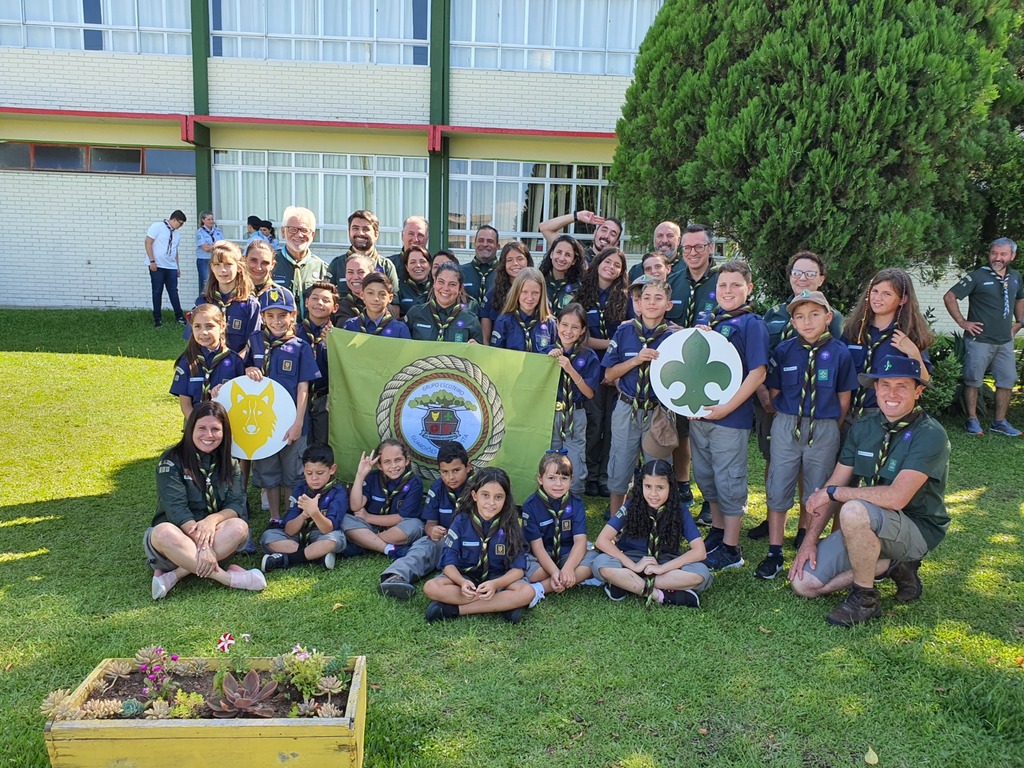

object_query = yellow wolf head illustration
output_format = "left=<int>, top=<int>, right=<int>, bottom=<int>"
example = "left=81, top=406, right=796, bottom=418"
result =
left=229, top=381, right=277, bottom=458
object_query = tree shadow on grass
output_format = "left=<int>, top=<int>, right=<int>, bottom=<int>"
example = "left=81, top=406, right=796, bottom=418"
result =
left=0, top=309, right=183, bottom=361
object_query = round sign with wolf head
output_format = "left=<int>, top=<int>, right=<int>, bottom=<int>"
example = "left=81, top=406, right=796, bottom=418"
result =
left=214, top=376, right=296, bottom=460
left=650, top=328, right=743, bottom=418
left=377, top=355, right=505, bottom=480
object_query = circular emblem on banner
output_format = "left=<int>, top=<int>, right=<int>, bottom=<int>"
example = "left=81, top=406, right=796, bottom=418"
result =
left=214, top=376, right=297, bottom=460
left=377, top=355, right=505, bottom=480
left=650, top=328, right=743, bottom=417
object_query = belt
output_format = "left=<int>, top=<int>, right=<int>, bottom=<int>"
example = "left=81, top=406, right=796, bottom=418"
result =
left=618, top=393, right=656, bottom=410
left=554, top=402, right=584, bottom=411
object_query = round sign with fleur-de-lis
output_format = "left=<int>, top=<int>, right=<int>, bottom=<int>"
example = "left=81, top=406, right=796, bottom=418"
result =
left=650, top=328, right=743, bottom=417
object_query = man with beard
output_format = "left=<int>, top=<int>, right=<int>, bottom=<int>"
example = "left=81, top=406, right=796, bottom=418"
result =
left=539, top=210, right=622, bottom=265
left=270, top=206, right=329, bottom=323
left=461, top=224, right=500, bottom=302
left=328, top=209, right=401, bottom=300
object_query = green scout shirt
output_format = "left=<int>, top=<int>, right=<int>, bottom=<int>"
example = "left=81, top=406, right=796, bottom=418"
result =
left=272, top=247, right=329, bottom=322
left=406, top=302, right=483, bottom=343
left=763, top=301, right=845, bottom=351
left=948, top=266, right=1024, bottom=344
left=840, top=410, right=950, bottom=551
left=152, top=452, right=245, bottom=528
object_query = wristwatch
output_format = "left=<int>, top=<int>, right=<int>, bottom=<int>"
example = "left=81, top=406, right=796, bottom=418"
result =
left=826, top=485, right=838, bottom=501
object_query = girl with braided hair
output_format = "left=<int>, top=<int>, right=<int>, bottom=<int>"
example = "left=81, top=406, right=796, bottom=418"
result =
left=424, top=467, right=535, bottom=623
left=171, top=303, right=245, bottom=420
left=593, top=460, right=710, bottom=607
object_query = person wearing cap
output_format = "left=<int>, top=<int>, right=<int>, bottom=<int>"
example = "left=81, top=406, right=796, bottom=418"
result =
left=145, top=209, right=188, bottom=327
left=245, top=215, right=270, bottom=247
left=244, top=286, right=322, bottom=527
left=788, top=355, right=950, bottom=627
left=755, top=290, right=858, bottom=581
left=943, top=237, right=1024, bottom=437
left=194, top=210, right=222, bottom=290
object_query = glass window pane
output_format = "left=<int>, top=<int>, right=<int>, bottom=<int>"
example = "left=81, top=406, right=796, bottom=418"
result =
left=350, top=175, right=372, bottom=211
left=0, top=142, right=31, bottom=168
left=168, top=32, right=190, bottom=54
left=377, top=42, right=399, bottom=63
left=214, top=149, right=239, bottom=164
left=403, top=177, right=426, bottom=214
left=350, top=155, right=371, bottom=171
left=53, top=0, right=79, bottom=21
left=470, top=160, right=493, bottom=176
left=112, top=30, right=138, bottom=52
left=268, top=38, right=290, bottom=59
left=240, top=36, right=263, bottom=57
left=500, top=0, right=524, bottom=44
left=494, top=181, right=521, bottom=236
left=447, top=235, right=467, bottom=250
left=25, top=26, right=52, bottom=47
left=214, top=169, right=239, bottom=220
left=575, top=184, right=598, bottom=215
left=145, top=149, right=195, bottom=175
left=242, top=170, right=267, bottom=215
left=166, top=0, right=190, bottom=28
left=241, top=151, right=266, bottom=166
left=403, top=157, right=427, bottom=173
left=294, top=152, right=319, bottom=168
left=141, top=31, right=165, bottom=52
left=268, top=152, right=290, bottom=166
left=451, top=0, right=472, bottom=41
left=268, top=172, right=292, bottom=222
left=580, top=51, right=602, bottom=73
left=582, top=0, right=607, bottom=44
left=449, top=159, right=468, bottom=175
left=526, top=0, right=553, bottom=46
left=527, top=49, right=552, bottom=71
left=91, top=147, right=142, bottom=173
left=323, top=3, right=346, bottom=36
left=108, top=0, right=136, bottom=24
left=34, top=145, right=86, bottom=170
left=577, top=164, right=599, bottom=180
left=496, top=162, right=519, bottom=176
left=377, top=0, right=402, bottom=38
left=549, top=183, right=572, bottom=217
left=375, top=176, right=401, bottom=230
left=475, top=47, right=498, bottom=68
left=500, top=48, right=523, bottom=70
left=607, top=53, right=630, bottom=75
left=554, top=51, right=577, bottom=72
left=451, top=46, right=471, bottom=67
left=350, top=41, right=371, bottom=62
left=324, top=175, right=348, bottom=225
left=294, top=172, right=319, bottom=212
left=469, top=180, right=493, bottom=230
left=550, top=164, right=572, bottom=179
left=54, top=27, right=81, bottom=49
left=522, top=183, right=544, bottom=233
left=323, top=154, right=347, bottom=169
left=474, top=0, right=499, bottom=43
left=376, top=156, right=401, bottom=172
left=607, top=0, right=633, bottom=49
left=349, top=3, right=371, bottom=37
left=322, top=41, right=346, bottom=61
left=0, top=23, right=24, bottom=45
left=448, top=179, right=468, bottom=231
left=0, top=0, right=19, bottom=21
left=555, top=0, right=580, bottom=47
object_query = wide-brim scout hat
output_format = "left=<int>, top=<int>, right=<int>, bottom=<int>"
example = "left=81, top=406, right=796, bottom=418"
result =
left=857, top=355, right=930, bottom=389
left=786, top=289, right=831, bottom=314
left=259, top=286, right=296, bottom=314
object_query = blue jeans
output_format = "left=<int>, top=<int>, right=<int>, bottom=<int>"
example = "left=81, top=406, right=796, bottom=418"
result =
left=196, top=259, right=210, bottom=292
left=149, top=267, right=184, bottom=324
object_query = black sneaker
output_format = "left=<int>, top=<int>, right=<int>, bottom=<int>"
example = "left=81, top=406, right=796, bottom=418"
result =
left=261, top=553, right=287, bottom=572
left=694, top=501, right=712, bottom=526
left=154, top=321, right=163, bottom=328
left=585, top=480, right=600, bottom=497
left=604, top=583, right=630, bottom=601
left=703, top=527, right=724, bottom=554
left=598, top=483, right=610, bottom=496
left=379, top=574, right=415, bottom=600
left=268, top=518, right=285, bottom=529
left=503, top=607, right=525, bottom=624
left=177, top=318, right=187, bottom=325
left=754, top=553, right=784, bottom=580
left=826, top=586, right=882, bottom=627
left=747, top=518, right=769, bottom=540
left=662, top=588, right=700, bottom=607
left=679, top=481, right=694, bottom=504
left=793, top=528, right=807, bottom=550
left=888, top=560, right=922, bottom=603
left=704, top=545, right=744, bottom=571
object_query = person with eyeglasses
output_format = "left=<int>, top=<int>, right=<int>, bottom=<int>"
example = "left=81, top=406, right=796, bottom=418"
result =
left=145, top=209, right=188, bottom=327
left=270, top=206, right=328, bottom=323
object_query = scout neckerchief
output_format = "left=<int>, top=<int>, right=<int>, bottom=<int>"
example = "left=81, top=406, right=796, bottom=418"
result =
left=301, top=318, right=330, bottom=362
left=404, top=275, right=430, bottom=302
left=537, top=488, right=571, bottom=561
left=631, top=319, right=670, bottom=412
left=547, top=277, right=567, bottom=308
left=852, top=322, right=895, bottom=417
left=557, top=340, right=584, bottom=440
left=515, top=309, right=540, bottom=352
left=358, top=310, right=394, bottom=336
left=709, top=301, right=753, bottom=329
left=197, top=454, right=218, bottom=516
left=779, top=302, right=797, bottom=342
left=213, top=288, right=236, bottom=311
left=471, top=258, right=496, bottom=290
left=643, top=504, right=669, bottom=602
left=443, top=480, right=467, bottom=518
left=794, top=332, right=832, bottom=446
left=198, top=347, right=234, bottom=401
left=381, top=469, right=414, bottom=514
left=596, top=289, right=610, bottom=339
left=429, top=298, right=457, bottom=341
left=685, top=266, right=716, bottom=326
left=260, top=327, right=290, bottom=375
left=465, top=511, right=501, bottom=577
left=302, top=478, right=338, bottom=531
left=983, top=265, right=1011, bottom=318
left=344, top=292, right=365, bottom=315
left=870, top=406, right=923, bottom=485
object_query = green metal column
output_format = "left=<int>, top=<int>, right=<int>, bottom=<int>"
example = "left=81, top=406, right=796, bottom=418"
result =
left=190, top=0, right=212, bottom=215
left=427, top=0, right=451, bottom=252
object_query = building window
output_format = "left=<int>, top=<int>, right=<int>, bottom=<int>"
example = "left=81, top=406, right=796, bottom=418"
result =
left=210, top=0, right=429, bottom=65
left=446, top=159, right=630, bottom=253
left=450, top=0, right=661, bottom=75
left=0, top=142, right=195, bottom=175
left=0, top=0, right=191, bottom=54
left=212, top=150, right=429, bottom=246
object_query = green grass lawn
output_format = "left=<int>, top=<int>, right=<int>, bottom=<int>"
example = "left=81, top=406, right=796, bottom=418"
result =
left=1, top=309, right=1022, bottom=767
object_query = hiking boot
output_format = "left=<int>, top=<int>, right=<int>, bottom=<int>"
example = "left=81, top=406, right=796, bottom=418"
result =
left=694, top=501, right=713, bottom=526
left=378, top=575, right=416, bottom=600
left=754, top=553, right=784, bottom=580
left=965, top=417, right=983, bottom=436
left=261, top=553, right=287, bottom=572
left=662, top=588, right=700, bottom=607
left=704, top=545, right=744, bottom=571
left=990, top=419, right=1022, bottom=437
left=585, top=480, right=600, bottom=497
left=888, top=560, right=923, bottom=603
left=747, top=518, right=769, bottom=540
left=826, top=586, right=882, bottom=627
left=604, top=583, right=630, bottom=601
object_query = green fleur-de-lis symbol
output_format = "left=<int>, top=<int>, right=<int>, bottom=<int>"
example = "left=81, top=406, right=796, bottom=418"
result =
left=659, top=331, right=734, bottom=412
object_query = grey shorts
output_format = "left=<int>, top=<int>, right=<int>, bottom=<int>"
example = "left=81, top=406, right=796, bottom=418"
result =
left=963, top=337, right=1017, bottom=389
left=551, top=408, right=588, bottom=494
left=592, top=550, right=713, bottom=593
left=525, top=548, right=599, bottom=579
left=688, top=420, right=750, bottom=517
left=341, top=514, right=425, bottom=543
left=607, top=400, right=656, bottom=494
left=766, top=413, right=840, bottom=512
left=260, top=526, right=347, bottom=554
left=802, top=502, right=931, bottom=584
left=143, top=523, right=247, bottom=572
left=251, top=435, right=307, bottom=490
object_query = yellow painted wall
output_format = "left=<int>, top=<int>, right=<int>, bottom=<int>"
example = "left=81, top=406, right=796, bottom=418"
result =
left=209, top=126, right=428, bottom=157
left=447, top=134, right=617, bottom=165
left=0, top=118, right=186, bottom=148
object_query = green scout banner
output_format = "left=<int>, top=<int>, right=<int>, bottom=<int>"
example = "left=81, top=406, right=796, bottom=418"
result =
left=328, top=330, right=560, bottom=502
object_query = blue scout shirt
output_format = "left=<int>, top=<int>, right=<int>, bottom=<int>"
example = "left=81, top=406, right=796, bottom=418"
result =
left=360, top=469, right=424, bottom=519
left=602, top=320, right=674, bottom=399
left=284, top=480, right=349, bottom=532
left=195, top=225, right=223, bottom=261
left=606, top=502, right=701, bottom=559
left=296, top=319, right=331, bottom=397
left=170, top=348, right=245, bottom=406
left=422, top=477, right=467, bottom=529
left=763, top=301, right=845, bottom=352
left=584, top=288, right=619, bottom=362
left=704, top=310, right=770, bottom=430
left=440, top=512, right=527, bottom=581
left=342, top=312, right=412, bottom=339
left=245, top=332, right=321, bottom=427
left=490, top=311, right=557, bottom=352
left=521, top=492, right=587, bottom=558
left=843, top=322, right=933, bottom=410
left=193, top=294, right=261, bottom=354
left=461, top=259, right=498, bottom=302
left=479, top=287, right=502, bottom=324
left=557, top=345, right=601, bottom=406
left=766, top=336, right=858, bottom=420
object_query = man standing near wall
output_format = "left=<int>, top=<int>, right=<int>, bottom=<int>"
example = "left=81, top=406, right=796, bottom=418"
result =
left=195, top=210, right=222, bottom=290
left=145, top=209, right=187, bottom=327
left=272, top=206, right=329, bottom=323
left=943, top=237, right=1024, bottom=437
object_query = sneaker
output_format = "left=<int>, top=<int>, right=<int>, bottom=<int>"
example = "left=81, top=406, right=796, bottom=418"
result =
left=604, top=583, right=630, bottom=601
left=703, top=527, right=724, bottom=554
left=261, top=489, right=271, bottom=510
left=747, top=518, right=769, bottom=540
left=598, top=483, right=610, bottom=497
left=378, top=574, right=416, bottom=600
left=153, top=321, right=163, bottom=328
left=826, top=586, right=882, bottom=627
left=888, top=560, right=923, bottom=603
left=585, top=480, right=600, bottom=497
left=793, top=528, right=807, bottom=550
left=261, top=553, right=287, bottom=572
left=267, top=518, right=284, bottom=530
left=177, top=318, right=187, bottom=326
left=990, top=420, right=1022, bottom=437
left=323, top=552, right=336, bottom=570
left=386, top=545, right=409, bottom=560
left=679, top=481, right=694, bottom=504
left=704, top=545, right=744, bottom=571
left=965, top=417, right=983, bottom=436
left=754, top=553, right=784, bottom=580
left=661, top=588, right=700, bottom=607
left=694, top=501, right=713, bottom=526
left=503, top=607, right=525, bottom=624
left=425, top=600, right=458, bottom=623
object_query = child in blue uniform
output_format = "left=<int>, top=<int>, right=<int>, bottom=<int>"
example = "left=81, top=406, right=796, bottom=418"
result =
left=480, top=241, right=533, bottom=344
left=245, top=286, right=321, bottom=526
left=194, top=240, right=260, bottom=355
left=379, top=441, right=472, bottom=599
left=548, top=304, right=601, bottom=495
left=539, top=235, right=585, bottom=312
left=424, top=467, right=535, bottom=623
left=757, top=290, right=858, bottom=580
left=171, top=303, right=245, bottom=419
left=260, top=443, right=349, bottom=572
left=593, top=460, right=711, bottom=606
left=346, top=438, right=425, bottom=557
left=491, top=267, right=557, bottom=352
left=342, top=273, right=411, bottom=338
left=602, top=276, right=676, bottom=517
left=521, top=452, right=595, bottom=606
left=299, top=280, right=339, bottom=447
left=690, top=260, right=770, bottom=571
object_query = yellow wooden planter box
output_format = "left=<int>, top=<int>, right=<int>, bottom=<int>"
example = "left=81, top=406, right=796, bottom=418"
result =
left=45, top=655, right=366, bottom=768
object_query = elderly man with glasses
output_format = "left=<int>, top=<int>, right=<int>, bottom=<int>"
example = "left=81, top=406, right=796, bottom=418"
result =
left=271, top=206, right=329, bottom=322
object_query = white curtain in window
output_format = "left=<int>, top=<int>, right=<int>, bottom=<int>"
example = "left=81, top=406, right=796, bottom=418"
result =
left=324, top=175, right=348, bottom=228
left=525, top=0, right=552, bottom=47
left=268, top=172, right=292, bottom=225
left=473, top=0, right=498, bottom=43
left=0, top=0, right=19, bottom=21
left=450, top=0, right=472, bottom=42
left=499, top=0, right=524, bottom=45
left=214, top=169, right=241, bottom=222
left=292, top=0, right=316, bottom=35
left=351, top=175, right=373, bottom=213
left=580, top=0, right=606, bottom=48
left=607, top=0, right=633, bottom=50
left=377, top=0, right=405, bottom=39
left=105, top=0, right=135, bottom=26
left=242, top=170, right=267, bottom=219
left=554, top=0, right=579, bottom=47
left=323, top=2, right=346, bottom=37
left=165, top=0, right=190, bottom=29
left=375, top=176, right=401, bottom=235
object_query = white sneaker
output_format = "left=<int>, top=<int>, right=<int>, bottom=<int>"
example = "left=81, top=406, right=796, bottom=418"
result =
left=260, top=489, right=270, bottom=511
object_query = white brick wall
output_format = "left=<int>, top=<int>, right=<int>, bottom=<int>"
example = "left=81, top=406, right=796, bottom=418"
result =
left=0, top=171, right=196, bottom=309
left=912, top=265, right=960, bottom=336
left=208, top=60, right=430, bottom=123
left=450, top=70, right=630, bottom=133
left=0, top=49, right=193, bottom=113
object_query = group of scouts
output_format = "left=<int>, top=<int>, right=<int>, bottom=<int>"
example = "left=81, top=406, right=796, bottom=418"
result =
left=144, top=203, right=1023, bottom=627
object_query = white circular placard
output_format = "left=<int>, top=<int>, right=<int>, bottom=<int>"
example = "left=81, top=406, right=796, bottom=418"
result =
left=650, top=328, right=743, bottom=417
left=214, top=376, right=297, bottom=460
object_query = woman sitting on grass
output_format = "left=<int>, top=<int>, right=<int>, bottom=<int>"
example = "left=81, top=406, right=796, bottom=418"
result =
left=145, top=401, right=266, bottom=600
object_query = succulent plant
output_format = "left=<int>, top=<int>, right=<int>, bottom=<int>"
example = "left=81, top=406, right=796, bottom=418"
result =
left=295, top=698, right=319, bottom=717
left=317, top=702, right=343, bottom=718
left=170, top=690, right=206, bottom=719
left=82, top=699, right=123, bottom=719
left=144, top=699, right=172, bottom=720
left=103, top=660, right=133, bottom=682
left=316, top=675, right=345, bottom=697
left=51, top=702, right=84, bottom=721
left=40, top=689, right=73, bottom=718
left=134, top=646, right=163, bottom=671
left=322, top=657, right=349, bottom=677
left=208, top=669, right=278, bottom=718
left=183, top=658, right=208, bottom=675
left=122, top=699, right=145, bottom=718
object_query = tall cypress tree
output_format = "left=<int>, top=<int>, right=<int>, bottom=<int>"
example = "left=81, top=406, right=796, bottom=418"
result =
left=613, top=0, right=1019, bottom=308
